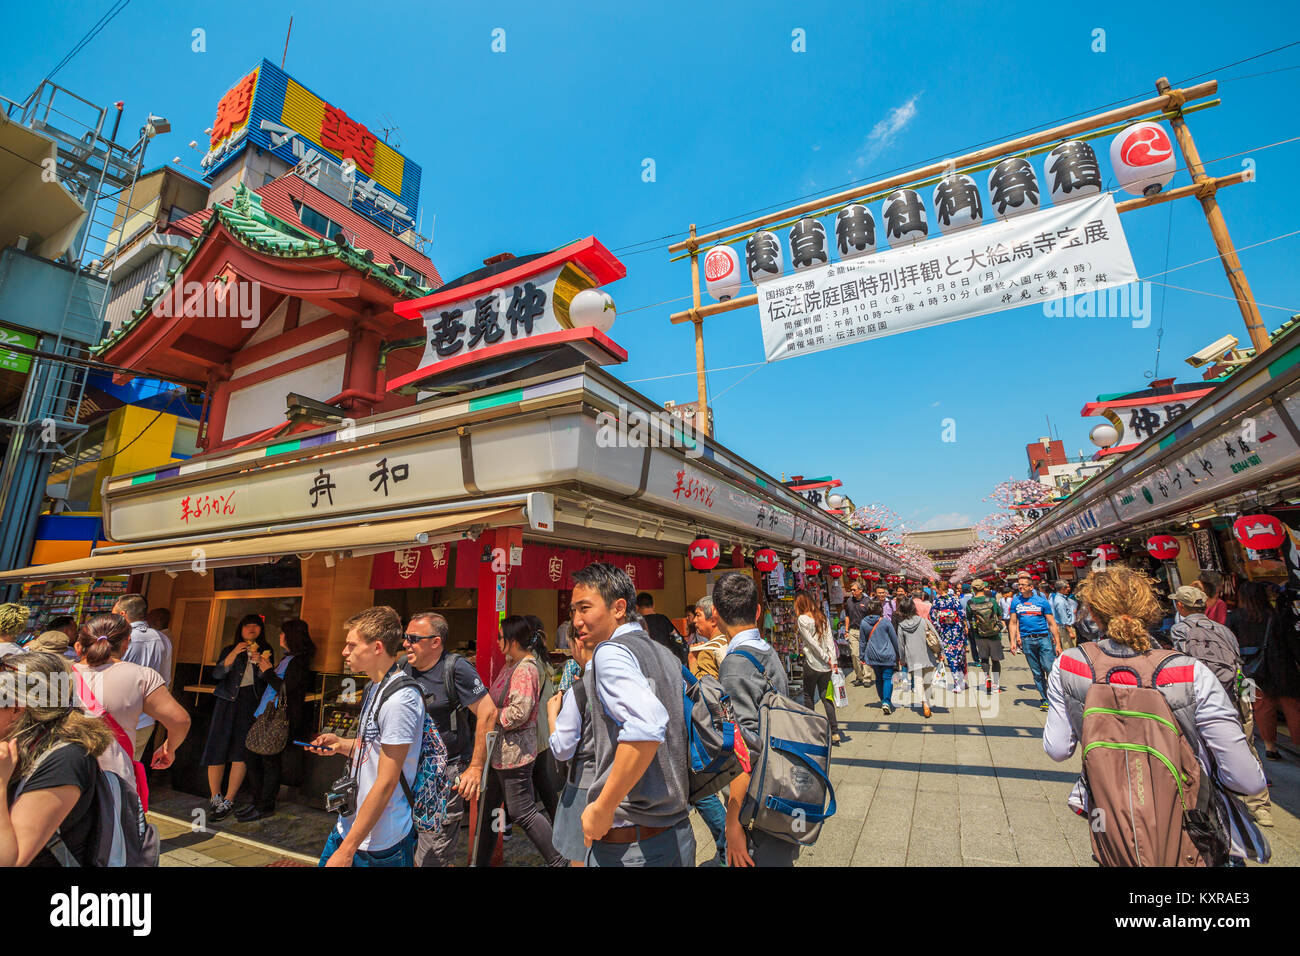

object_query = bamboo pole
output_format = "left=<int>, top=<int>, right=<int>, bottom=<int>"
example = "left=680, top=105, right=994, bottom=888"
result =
left=688, top=224, right=711, bottom=436
left=670, top=80, right=1218, bottom=253
left=1154, top=77, right=1269, bottom=353
left=670, top=169, right=1251, bottom=325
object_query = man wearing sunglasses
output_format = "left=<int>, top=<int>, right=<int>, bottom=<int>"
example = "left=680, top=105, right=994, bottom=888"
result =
left=401, top=611, right=498, bottom=867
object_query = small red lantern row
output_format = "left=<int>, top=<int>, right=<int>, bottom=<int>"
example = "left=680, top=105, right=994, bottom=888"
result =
left=1146, top=535, right=1180, bottom=561
left=754, top=548, right=779, bottom=573
left=1233, top=514, right=1287, bottom=551
left=688, top=536, right=720, bottom=571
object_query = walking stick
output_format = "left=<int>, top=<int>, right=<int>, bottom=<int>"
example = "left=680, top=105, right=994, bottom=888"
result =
left=466, top=730, right=499, bottom=867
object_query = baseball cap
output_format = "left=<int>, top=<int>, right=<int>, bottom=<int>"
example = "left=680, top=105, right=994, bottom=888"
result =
left=972, top=579, right=988, bottom=589
left=1172, top=585, right=1207, bottom=608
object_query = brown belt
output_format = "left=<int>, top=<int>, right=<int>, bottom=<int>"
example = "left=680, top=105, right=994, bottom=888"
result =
left=596, top=823, right=671, bottom=844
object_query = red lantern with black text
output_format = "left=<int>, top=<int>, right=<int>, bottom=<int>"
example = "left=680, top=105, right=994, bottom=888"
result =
left=754, top=548, right=779, bottom=573
left=1068, top=551, right=1088, bottom=568
left=1233, top=514, right=1286, bottom=551
left=1146, top=535, right=1180, bottom=561
left=688, top=536, right=720, bottom=571
left=829, top=564, right=844, bottom=578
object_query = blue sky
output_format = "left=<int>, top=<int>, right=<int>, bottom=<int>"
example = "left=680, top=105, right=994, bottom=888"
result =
left=4, top=1, right=1299, bottom=534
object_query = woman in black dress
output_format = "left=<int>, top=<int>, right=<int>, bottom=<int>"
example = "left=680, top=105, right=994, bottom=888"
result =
left=201, top=615, right=272, bottom=821
left=238, top=618, right=315, bottom=821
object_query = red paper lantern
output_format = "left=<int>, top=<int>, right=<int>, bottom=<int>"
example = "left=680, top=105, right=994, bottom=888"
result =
left=805, top=559, right=821, bottom=575
left=1233, top=514, right=1287, bottom=551
left=1096, top=543, right=1120, bottom=562
left=847, top=567, right=861, bottom=580
left=1068, top=551, right=1088, bottom=568
left=754, top=548, right=779, bottom=573
left=688, top=536, right=720, bottom=571
left=828, top=564, right=844, bottom=578
left=1146, top=535, right=1180, bottom=561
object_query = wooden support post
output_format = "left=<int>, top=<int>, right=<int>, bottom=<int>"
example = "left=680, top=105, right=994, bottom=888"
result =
left=1155, top=77, right=1269, bottom=353
left=688, top=224, right=711, bottom=437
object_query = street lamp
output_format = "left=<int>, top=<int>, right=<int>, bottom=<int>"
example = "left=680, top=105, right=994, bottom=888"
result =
left=1089, top=423, right=1119, bottom=449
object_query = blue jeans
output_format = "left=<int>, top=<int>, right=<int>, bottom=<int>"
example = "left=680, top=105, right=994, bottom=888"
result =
left=1021, top=633, right=1057, bottom=702
left=870, top=665, right=895, bottom=706
left=692, top=793, right=727, bottom=854
left=585, top=817, right=696, bottom=867
left=318, top=825, right=416, bottom=867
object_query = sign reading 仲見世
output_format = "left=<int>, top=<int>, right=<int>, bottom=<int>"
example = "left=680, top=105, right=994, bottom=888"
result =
left=756, top=193, right=1137, bottom=362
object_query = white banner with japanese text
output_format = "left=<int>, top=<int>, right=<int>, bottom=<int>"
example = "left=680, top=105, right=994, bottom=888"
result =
left=757, top=193, right=1137, bottom=361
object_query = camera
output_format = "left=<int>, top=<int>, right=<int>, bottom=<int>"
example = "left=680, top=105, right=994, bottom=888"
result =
left=325, top=775, right=357, bottom=816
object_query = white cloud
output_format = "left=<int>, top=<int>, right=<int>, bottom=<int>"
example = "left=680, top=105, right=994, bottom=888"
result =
left=916, top=512, right=971, bottom=531
left=930, top=400, right=941, bottom=407
left=858, top=92, right=923, bottom=167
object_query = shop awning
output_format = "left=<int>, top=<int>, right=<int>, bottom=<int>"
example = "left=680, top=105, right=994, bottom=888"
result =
left=0, top=507, right=523, bottom=582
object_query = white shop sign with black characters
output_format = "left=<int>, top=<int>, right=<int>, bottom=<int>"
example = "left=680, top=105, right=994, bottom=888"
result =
left=756, top=193, right=1136, bottom=362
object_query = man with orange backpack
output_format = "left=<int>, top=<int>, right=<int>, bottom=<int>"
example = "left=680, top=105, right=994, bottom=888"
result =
left=1043, top=568, right=1269, bottom=867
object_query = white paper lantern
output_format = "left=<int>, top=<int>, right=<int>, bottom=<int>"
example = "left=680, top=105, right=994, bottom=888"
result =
left=987, top=157, right=1040, bottom=220
left=834, top=204, right=875, bottom=259
left=1089, top=422, right=1120, bottom=448
left=746, top=230, right=784, bottom=282
left=1044, top=140, right=1102, bottom=204
left=569, top=288, right=616, bottom=333
left=789, top=217, right=828, bottom=272
left=1110, top=122, right=1177, bottom=197
left=881, top=189, right=928, bottom=247
left=931, top=174, right=983, bottom=234
left=703, top=245, right=742, bottom=301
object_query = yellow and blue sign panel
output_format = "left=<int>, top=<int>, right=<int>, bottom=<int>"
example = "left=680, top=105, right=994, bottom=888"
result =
left=203, top=59, right=421, bottom=229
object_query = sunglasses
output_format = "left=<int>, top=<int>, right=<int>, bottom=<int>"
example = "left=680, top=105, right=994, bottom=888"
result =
left=403, top=632, right=434, bottom=643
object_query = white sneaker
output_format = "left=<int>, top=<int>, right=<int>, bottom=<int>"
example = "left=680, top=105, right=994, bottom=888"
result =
left=1253, top=806, right=1274, bottom=827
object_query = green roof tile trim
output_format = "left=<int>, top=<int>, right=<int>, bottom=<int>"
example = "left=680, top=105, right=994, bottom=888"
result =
left=265, top=439, right=302, bottom=457
left=92, top=183, right=435, bottom=356
left=469, top=388, right=523, bottom=411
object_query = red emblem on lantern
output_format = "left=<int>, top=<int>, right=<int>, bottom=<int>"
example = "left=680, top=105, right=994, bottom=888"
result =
left=805, top=559, right=821, bottom=575
left=688, top=536, right=720, bottom=571
left=847, top=567, right=861, bottom=580
left=1233, top=514, right=1287, bottom=551
left=828, top=564, right=844, bottom=578
left=754, top=548, right=779, bottom=573
left=1146, top=535, right=1180, bottom=561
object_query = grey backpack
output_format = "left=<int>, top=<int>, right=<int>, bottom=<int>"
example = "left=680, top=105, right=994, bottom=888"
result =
left=1170, top=617, right=1242, bottom=705
left=729, top=649, right=836, bottom=846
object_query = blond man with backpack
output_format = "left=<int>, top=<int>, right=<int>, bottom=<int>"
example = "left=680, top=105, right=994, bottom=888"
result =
left=1043, top=568, right=1269, bottom=867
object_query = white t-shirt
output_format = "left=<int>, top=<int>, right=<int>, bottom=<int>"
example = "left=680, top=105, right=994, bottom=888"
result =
left=334, top=671, right=423, bottom=852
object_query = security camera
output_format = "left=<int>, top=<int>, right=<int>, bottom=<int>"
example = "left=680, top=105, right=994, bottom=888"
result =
left=1186, top=334, right=1240, bottom=368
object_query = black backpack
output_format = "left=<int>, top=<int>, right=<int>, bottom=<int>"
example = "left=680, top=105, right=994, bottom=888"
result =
left=968, top=598, right=1002, bottom=638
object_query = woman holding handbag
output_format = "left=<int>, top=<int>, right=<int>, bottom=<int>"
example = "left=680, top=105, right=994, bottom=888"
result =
left=895, top=597, right=939, bottom=718
left=238, top=619, right=315, bottom=821
left=795, top=592, right=844, bottom=745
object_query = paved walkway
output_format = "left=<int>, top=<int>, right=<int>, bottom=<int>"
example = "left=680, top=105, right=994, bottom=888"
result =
left=755, top=648, right=1300, bottom=867
left=153, top=813, right=316, bottom=867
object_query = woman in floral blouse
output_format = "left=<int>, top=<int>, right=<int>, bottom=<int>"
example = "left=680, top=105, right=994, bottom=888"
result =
left=473, top=615, right=565, bottom=867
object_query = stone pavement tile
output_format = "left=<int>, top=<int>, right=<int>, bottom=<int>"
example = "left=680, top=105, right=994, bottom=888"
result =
left=1012, top=831, right=1079, bottom=867
left=916, top=767, right=959, bottom=793
left=159, top=856, right=194, bottom=867
left=914, top=789, right=958, bottom=824
left=159, top=847, right=215, bottom=867
left=850, top=840, right=909, bottom=867
left=959, top=814, right=1018, bottom=864
left=906, top=825, right=962, bottom=866
left=195, top=842, right=252, bottom=863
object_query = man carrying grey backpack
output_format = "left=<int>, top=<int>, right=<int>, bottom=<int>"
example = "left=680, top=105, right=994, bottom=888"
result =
left=715, top=572, right=803, bottom=867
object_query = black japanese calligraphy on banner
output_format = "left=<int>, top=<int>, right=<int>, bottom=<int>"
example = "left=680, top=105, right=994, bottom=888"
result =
left=756, top=194, right=1136, bottom=363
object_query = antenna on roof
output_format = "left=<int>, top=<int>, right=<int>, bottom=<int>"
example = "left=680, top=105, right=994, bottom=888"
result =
left=377, top=113, right=403, bottom=149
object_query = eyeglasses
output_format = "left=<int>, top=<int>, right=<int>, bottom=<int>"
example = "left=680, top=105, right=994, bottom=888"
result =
left=403, top=632, right=433, bottom=643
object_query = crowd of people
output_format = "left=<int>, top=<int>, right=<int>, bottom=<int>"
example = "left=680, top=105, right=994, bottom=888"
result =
left=1, top=556, right=1298, bottom=869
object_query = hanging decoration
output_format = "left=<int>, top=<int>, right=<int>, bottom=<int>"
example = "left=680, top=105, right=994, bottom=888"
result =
left=704, top=245, right=743, bottom=301
left=1146, top=534, right=1180, bottom=561
left=1233, top=514, right=1286, bottom=551
left=754, top=548, right=780, bottom=573
left=688, top=536, right=721, bottom=571
left=1109, top=122, right=1177, bottom=197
